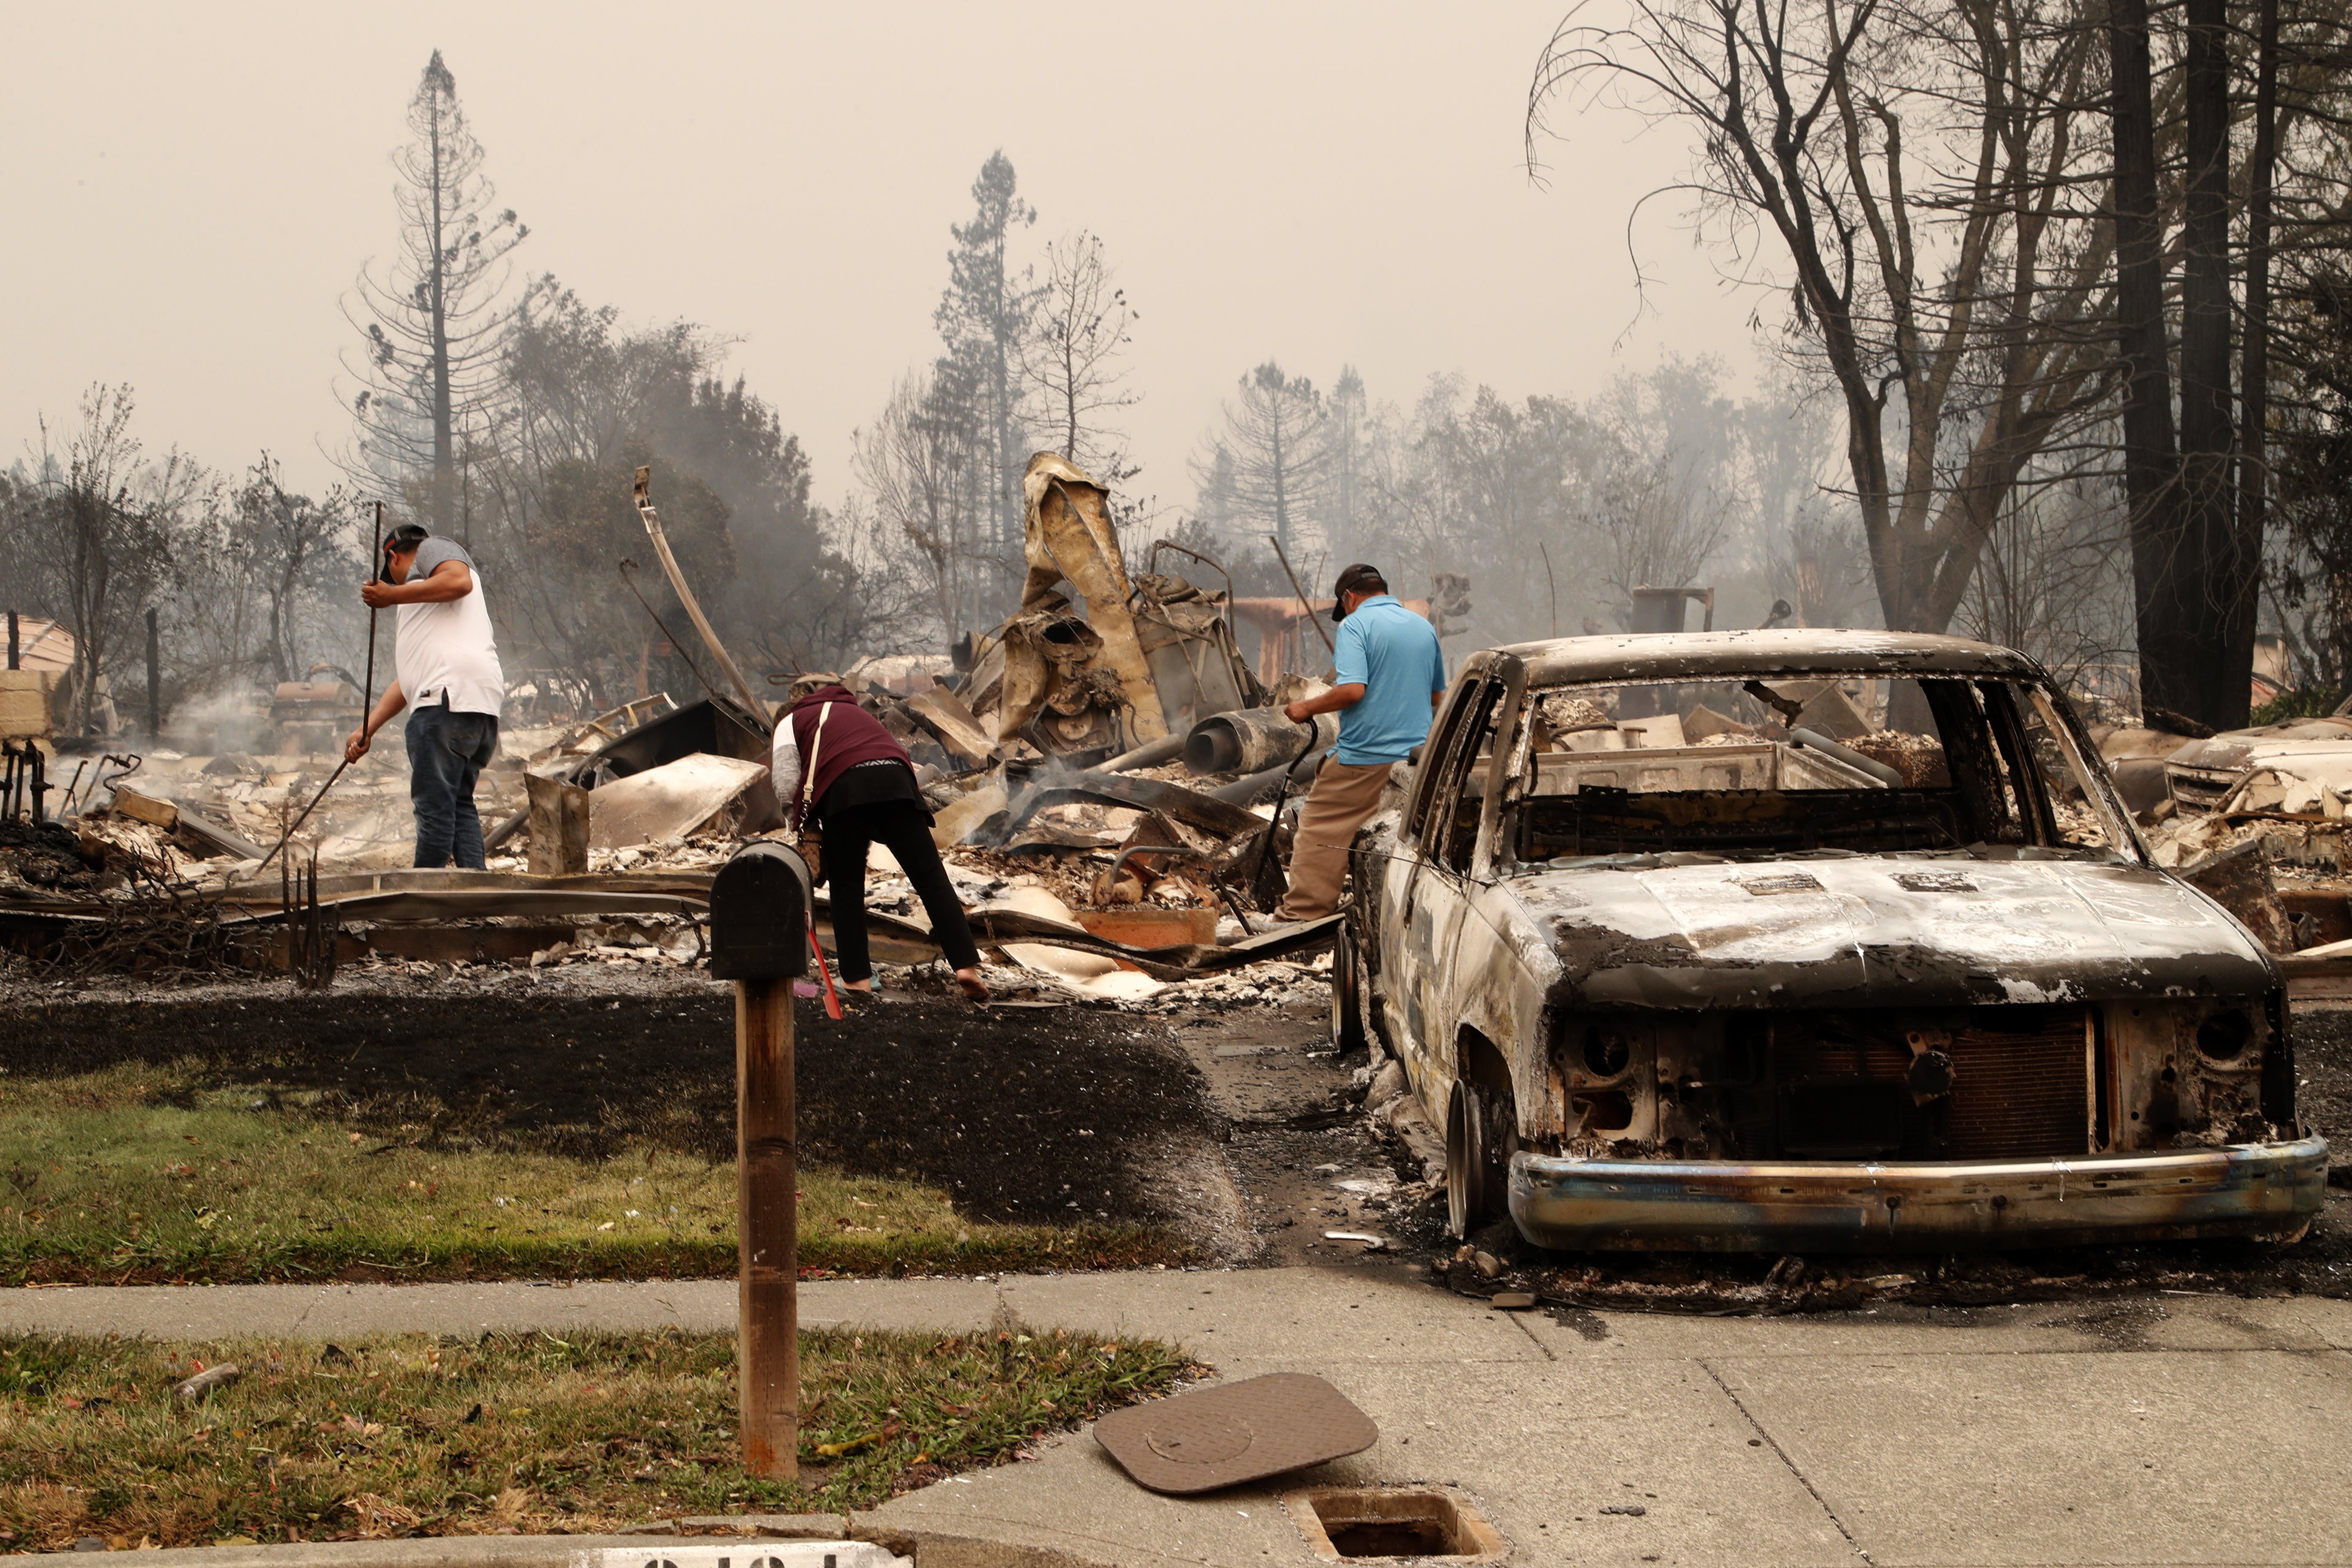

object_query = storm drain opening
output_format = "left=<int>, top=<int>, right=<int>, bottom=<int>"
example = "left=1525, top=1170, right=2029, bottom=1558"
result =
left=1286, top=1485, right=1508, bottom=1560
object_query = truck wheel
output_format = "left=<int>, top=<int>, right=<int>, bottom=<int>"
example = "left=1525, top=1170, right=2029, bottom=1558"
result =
left=1447, top=1080, right=1510, bottom=1238
left=1329, top=921, right=1367, bottom=1053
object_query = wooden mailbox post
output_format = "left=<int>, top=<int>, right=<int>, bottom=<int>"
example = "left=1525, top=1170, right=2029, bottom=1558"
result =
left=707, top=841, right=811, bottom=1479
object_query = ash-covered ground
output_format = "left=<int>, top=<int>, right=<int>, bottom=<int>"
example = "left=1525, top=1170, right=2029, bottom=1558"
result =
left=0, top=962, right=1225, bottom=1233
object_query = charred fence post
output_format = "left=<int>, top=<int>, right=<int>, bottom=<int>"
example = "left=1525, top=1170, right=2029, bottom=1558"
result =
left=282, top=849, right=337, bottom=991
left=524, top=772, right=590, bottom=875
left=708, top=841, right=812, bottom=1480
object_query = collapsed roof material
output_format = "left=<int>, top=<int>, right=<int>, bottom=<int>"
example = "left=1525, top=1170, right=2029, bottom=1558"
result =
left=961, top=453, right=1265, bottom=760
left=1021, top=454, right=1170, bottom=742
left=583, top=753, right=769, bottom=850
left=486, top=695, right=782, bottom=852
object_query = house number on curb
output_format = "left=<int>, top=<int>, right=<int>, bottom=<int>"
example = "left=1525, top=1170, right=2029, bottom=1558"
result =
left=572, top=1543, right=910, bottom=1568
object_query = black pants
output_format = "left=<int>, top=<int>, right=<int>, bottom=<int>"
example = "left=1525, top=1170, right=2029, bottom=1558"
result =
left=820, top=798, right=983, bottom=981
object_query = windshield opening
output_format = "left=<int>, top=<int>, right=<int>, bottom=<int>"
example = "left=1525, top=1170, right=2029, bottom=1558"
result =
left=1504, top=674, right=2127, bottom=864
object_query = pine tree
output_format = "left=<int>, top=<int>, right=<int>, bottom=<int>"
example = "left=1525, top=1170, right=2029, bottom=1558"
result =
left=1191, top=362, right=1328, bottom=556
left=1325, top=367, right=1367, bottom=562
left=341, top=50, right=527, bottom=531
left=933, top=151, right=1038, bottom=576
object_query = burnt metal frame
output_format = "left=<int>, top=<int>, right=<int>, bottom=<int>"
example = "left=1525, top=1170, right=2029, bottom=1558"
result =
left=0, top=738, right=48, bottom=824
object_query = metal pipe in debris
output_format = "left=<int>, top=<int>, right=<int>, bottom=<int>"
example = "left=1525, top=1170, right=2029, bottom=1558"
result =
left=632, top=466, right=770, bottom=726
left=619, top=558, right=728, bottom=711
left=144, top=608, right=160, bottom=740
left=1098, top=733, right=1187, bottom=774
left=1185, top=705, right=1340, bottom=776
left=361, top=502, right=383, bottom=718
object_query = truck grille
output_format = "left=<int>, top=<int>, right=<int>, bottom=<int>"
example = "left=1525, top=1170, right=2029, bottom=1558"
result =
left=1939, top=1017, right=2091, bottom=1158
left=1770, top=1007, right=2089, bottom=1161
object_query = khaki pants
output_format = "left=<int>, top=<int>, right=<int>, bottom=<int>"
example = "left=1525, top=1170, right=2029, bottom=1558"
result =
left=1276, top=759, right=1395, bottom=921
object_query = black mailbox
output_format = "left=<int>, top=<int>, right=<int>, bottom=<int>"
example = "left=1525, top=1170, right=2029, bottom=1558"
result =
left=708, top=842, right=812, bottom=980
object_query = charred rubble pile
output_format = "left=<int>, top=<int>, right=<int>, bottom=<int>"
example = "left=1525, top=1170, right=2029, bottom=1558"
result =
left=2096, top=707, right=2352, bottom=961
left=0, top=456, right=1354, bottom=1004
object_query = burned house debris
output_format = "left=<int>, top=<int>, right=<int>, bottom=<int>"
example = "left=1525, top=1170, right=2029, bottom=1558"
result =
left=2084, top=698, right=2352, bottom=1011
left=0, top=453, right=1369, bottom=1005
left=950, top=455, right=1265, bottom=762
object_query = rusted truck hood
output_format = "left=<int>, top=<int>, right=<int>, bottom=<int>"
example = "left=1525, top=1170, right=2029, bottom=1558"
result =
left=1514, top=854, right=2274, bottom=1009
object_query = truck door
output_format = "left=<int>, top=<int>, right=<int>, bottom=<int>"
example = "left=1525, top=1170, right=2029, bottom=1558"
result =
left=1393, top=673, right=1504, bottom=1079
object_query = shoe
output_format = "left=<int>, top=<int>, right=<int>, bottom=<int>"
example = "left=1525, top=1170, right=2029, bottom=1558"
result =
left=1237, top=913, right=1317, bottom=940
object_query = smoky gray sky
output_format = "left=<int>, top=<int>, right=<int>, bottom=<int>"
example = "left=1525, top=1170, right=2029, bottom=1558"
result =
left=2, top=2, right=1760, bottom=518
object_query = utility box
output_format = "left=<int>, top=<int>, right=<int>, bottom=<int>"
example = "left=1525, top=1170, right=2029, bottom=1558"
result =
left=709, top=841, right=811, bottom=980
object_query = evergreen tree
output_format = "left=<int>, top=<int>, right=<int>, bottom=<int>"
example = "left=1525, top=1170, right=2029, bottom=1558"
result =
left=1325, top=367, right=1367, bottom=561
left=933, top=151, right=1038, bottom=579
left=341, top=50, right=527, bottom=532
left=1191, top=362, right=1327, bottom=556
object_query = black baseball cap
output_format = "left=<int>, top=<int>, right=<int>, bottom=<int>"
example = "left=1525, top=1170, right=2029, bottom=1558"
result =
left=1330, top=563, right=1386, bottom=622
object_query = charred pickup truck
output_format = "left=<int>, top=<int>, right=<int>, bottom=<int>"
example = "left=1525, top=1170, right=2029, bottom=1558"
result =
left=1335, top=630, right=2328, bottom=1250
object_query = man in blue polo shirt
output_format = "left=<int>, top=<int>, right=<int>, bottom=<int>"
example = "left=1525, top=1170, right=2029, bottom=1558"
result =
left=1271, top=563, right=1447, bottom=922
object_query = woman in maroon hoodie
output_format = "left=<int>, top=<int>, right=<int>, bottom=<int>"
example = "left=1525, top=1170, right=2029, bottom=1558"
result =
left=772, top=677, right=989, bottom=1002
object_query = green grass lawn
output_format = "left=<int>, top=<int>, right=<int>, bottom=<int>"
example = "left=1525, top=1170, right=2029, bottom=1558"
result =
left=0, top=1062, right=1186, bottom=1284
left=0, top=1326, right=1192, bottom=1548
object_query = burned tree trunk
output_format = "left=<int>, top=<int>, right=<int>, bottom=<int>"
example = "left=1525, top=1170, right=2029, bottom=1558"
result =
left=2179, top=0, right=2242, bottom=727
left=2111, top=0, right=2192, bottom=724
left=2230, top=0, right=2283, bottom=718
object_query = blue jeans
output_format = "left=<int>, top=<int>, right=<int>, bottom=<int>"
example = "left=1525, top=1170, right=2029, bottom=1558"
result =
left=404, top=702, right=499, bottom=869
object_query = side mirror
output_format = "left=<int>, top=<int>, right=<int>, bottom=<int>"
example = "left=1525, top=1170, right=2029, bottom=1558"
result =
left=708, top=841, right=811, bottom=980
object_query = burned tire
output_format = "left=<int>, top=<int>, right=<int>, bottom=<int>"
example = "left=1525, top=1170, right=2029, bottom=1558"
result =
left=1447, top=1078, right=1513, bottom=1239
left=1329, top=921, right=1367, bottom=1054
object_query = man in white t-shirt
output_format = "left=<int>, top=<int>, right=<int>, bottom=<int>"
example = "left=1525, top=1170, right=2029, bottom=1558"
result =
left=343, top=523, right=505, bottom=869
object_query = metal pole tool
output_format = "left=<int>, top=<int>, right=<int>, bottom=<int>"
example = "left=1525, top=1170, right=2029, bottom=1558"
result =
left=258, top=502, right=386, bottom=874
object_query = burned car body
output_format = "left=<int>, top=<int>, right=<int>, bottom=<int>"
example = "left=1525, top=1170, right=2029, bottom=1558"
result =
left=1343, top=630, right=2327, bottom=1250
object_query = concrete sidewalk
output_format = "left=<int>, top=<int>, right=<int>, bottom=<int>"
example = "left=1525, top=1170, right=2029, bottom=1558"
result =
left=9, top=1269, right=2352, bottom=1567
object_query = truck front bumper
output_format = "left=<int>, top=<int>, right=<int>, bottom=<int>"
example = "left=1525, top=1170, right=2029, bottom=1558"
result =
left=1508, top=1137, right=2329, bottom=1252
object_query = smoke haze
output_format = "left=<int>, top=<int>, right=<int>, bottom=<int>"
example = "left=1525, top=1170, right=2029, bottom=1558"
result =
left=0, top=1, right=1753, bottom=508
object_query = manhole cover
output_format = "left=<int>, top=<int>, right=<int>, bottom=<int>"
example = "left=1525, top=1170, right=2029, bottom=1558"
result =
left=1096, top=1372, right=1375, bottom=1494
